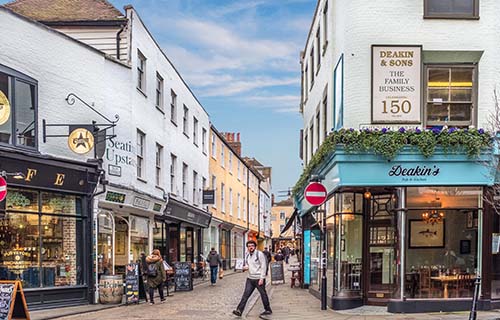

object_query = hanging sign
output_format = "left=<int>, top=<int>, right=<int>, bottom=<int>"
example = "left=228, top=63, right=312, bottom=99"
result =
left=68, top=128, right=95, bottom=154
left=0, top=177, right=6, bottom=203
left=0, top=91, right=11, bottom=126
left=372, top=45, right=422, bottom=124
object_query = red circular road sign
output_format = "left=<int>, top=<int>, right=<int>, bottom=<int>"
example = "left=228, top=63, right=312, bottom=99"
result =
left=0, top=177, right=6, bottom=202
left=304, top=182, right=327, bottom=206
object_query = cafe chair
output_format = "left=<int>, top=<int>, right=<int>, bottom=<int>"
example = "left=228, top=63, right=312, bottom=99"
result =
left=419, top=267, right=439, bottom=298
left=454, top=273, right=473, bottom=298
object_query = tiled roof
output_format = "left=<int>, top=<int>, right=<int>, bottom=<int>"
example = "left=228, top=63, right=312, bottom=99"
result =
left=3, top=0, right=125, bottom=22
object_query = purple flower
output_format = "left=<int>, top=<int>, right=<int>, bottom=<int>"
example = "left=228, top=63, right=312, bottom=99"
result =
left=381, top=128, right=388, bottom=134
left=399, top=127, right=406, bottom=133
left=349, top=128, right=354, bottom=132
left=448, top=127, right=457, bottom=133
left=415, top=128, right=422, bottom=134
left=432, top=127, right=441, bottom=135
left=364, top=128, right=371, bottom=133
left=479, top=128, right=485, bottom=134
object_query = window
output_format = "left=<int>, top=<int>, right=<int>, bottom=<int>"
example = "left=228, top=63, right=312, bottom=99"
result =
left=243, top=197, right=246, bottom=221
left=316, top=29, right=321, bottom=71
left=229, top=188, right=233, bottom=215
left=237, top=161, right=241, bottom=180
left=170, top=154, right=177, bottom=195
left=310, top=48, right=315, bottom=88
left=322, top=1, right=328, bottom=53
left=211, top=133, right=216, bottom=158
left=304, top=64, right=309, bottom=101
left=323, top=92, right=328, bottom=139
left=211, top=175, right=217, bottom=208
left=424, top=0, right=479, bottom=18
left=309, top=124, right=314, bottom=156
left=0, top=68, right=37, bottom=149
left=170, top=90, right=177, bottom=124
left=183, top=105, right=189, bottom=136
left=193, top=171, right=198, bottom=205
left=220, top=144, right=225, bottom=168
left=426, top=66, right=475, bottom=127
left=155, top=73, right=163, bottom=110
left=182, top=163, right=188, bottom=200
left=280, top=225, right=285, bottom=232
left=193, top=117, right=198, bottom=146
left=280, top=211, right=286, bottom=220
left=237, top=193, right=241, bottom=219
left=202, top=128, right=207, bottom=154
left=304, top=133, right=308, bottom=165
left=137, top=50, right=146, bottom=92
left=229, top=152, right=233, bottom=173
left=316, top=110, right=320, bottom=148
left=221, top=183, right=225, bottom=213
left=136, top=130, right=145, bottom=179
left=155, top=143, right=163, bottom=186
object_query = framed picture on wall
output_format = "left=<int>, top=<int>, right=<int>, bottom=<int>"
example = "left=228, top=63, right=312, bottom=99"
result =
left=466, top=211, right=474, bottom=229
left=460, top=240, right=471, bottom=254
left=409, top=219, right=445, bottom=248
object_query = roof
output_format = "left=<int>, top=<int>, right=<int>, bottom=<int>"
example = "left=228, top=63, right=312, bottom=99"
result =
left=273, top=198, right=293, bottom=207
left=3, top=0, right=126, bottom=23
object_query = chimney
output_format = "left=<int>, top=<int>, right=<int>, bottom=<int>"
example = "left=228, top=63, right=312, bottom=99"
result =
left=223, top=131, right=242, bottom=156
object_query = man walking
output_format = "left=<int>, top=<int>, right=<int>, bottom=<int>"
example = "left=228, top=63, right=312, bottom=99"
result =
left=207, top=247, right=222, bottom=285
left=233, top=240, right=272, bottom=317
left=262, top=247, right=272, bottom=275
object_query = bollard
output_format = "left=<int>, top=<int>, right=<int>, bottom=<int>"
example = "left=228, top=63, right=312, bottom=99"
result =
left=469, top=275, right=481, bottom=320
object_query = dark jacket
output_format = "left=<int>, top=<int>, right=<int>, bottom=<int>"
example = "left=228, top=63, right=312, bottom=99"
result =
left=207, top=250, right=222, bottom=267
left=263, top=249, right=272, bottom=264
left=274, top=253, right=284, bottom=262
left=145, top=254, right=166, bottom=288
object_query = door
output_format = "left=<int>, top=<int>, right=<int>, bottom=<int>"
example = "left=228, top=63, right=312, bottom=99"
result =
left=365, top=194, right=397, bottom=304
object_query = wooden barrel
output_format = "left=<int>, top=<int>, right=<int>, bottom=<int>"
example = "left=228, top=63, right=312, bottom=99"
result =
left=99, top=275, right=123, bottom=304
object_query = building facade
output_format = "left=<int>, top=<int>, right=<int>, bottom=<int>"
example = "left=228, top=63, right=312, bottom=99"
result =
left=296, top=0, right=500, bottom=313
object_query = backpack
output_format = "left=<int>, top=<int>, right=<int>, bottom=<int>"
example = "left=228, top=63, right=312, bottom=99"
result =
left=147, top=263, right=158, bottom=277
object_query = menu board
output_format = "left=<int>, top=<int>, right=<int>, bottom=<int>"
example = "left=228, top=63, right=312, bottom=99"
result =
left=174, top=262, right=192, bottom=292
left=0, top=281, right=30, bottom=320
left=270, top=262, right=285, bottom=284
left=234, top=259, right=244, bottom=271
left=125, top=263, right=139, bottom=305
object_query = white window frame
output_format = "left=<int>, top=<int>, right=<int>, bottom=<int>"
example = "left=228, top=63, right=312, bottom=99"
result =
left=229, top=152, right=233, bottom=174
left=220, top=144, right=225, bottom=168
left=155, top=143, right=163, bottom=186
left=183, top=105, right=189, bottom=136
left=237, top=193, right=241, bottom=219
left=193, top=170, right=198, bottom=205
left=170, top=154, right=177, bottom=195
left=155, top=72, right=164, bottom=111
left=202, top=128, right=207, bottom=155
left=229, top=188, right=233, bottom=216
left=137, top=50, right=146, bottom=92
left=211, top=133, right=216, bottom=158
left=136, top=129, right=145, bottom=180
left=170, top=90, right=177, bottom=124
left=182, top=163, right=188, bottom=200
left=193, top=117, right=199, bottom=146
left=211, top=175, right=217, bottom=208
left=221, top=182, right=226, bottom=213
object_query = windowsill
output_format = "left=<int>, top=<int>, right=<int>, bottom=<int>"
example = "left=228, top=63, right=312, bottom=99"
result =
left=137, top=177, right=147, bottom=184
left=155, top=106, right=165, bottom=114
left=423, top=15, right=479, bottom=20
left=170, top=119, right=177, bottom=127
left=137, top=87, right=147, bottom=98
left=183, top=132, right=190, bottom=139
left=211, top=155, right=217, bottom=160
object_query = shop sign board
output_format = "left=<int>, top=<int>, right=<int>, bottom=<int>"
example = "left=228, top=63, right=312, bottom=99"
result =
left=304, top=182, right=327, bottom=206
left=0, top=177, right=6, bottom=202
left=270, top=262, right=285, bottom=284
left=68, top=127, right=94, bottom=155
left=372, top=45, right=422, bottom=124
left=125, top=263, right=139, bottom=305
left=174, top=262, right=193, bottom=292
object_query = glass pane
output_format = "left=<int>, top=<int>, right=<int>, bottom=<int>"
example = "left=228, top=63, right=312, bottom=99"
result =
left=428, top=69, right=449, bottom=85
left=451, top=69, right=473, bottom=85
left=168, top=226, right=179, bottom=263
left=310, top=230, right=321, bottom=287
left=0, top=73, right=11, bottom=144
left=6, top=188, right=39, bottom=212
left=130, top=216, right=149, bottom=263
left=427, top=104, right=449, bottom=122
left=450, top=104, right=472, bottom=122
left=15, top=80, right=36, bottom=148
left=450, top=89, right=472, bottom=102
left=180, top=227, right=186, bottom=262
left=41, top=216, right=84, bottom=287
left=41, top=192, right=78, bottom=215
left=97, top=214, right=113, bottom=278
left=0, top=213, right=40, bottom=288
left=339, top=215, right=363, bottom=292
left=369, top=247, right=395, bottom=290
left=428, top=89, right=449, bottom=101
left=427, top=0, right=474, bottom=15
left=407, top=187, right=482, bottom=208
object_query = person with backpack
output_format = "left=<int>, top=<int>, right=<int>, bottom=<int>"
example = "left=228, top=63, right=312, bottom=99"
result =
left=232, top=240, right=272, bottom=317
left=206, top=247, right=222, bottom=285
left=145, top=249, right=166, bottom=305
left=262, top=247, right=272, bottom=276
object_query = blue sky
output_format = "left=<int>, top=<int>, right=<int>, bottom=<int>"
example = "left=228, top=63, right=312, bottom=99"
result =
left=109, top=0, right=316, bottom=197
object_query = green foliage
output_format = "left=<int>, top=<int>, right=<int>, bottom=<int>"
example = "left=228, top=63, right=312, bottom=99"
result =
left=293, top=127, right=492, bottom=196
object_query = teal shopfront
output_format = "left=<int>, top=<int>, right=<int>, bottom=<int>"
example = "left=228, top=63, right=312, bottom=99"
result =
left=295, top=146, right=500, bottom=313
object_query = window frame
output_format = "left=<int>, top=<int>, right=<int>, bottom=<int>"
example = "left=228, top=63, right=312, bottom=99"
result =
left=155, top=143, right=163, bottom=187
left=136, top=129, right=146, bottom=180
left=322, top=0, right=329, bottom=55
left=424, top=64, right=477, bottom=128
left=170, top=90, right=177, bottom=125
left=424, top=0, right=479, bottom=19
left=182, top=162, right=188, bottom=200
left=310, top=48, right=315, bottom=89
left=322, top=89, right=328, bottom=140
left=193, top=116, right=199, bottom=146
left=183, top=105, right=189, bottom=137
left=170, top=153, right=177, bottom=195
left=192, top=170, right=198, bottom=205
left=211, top=175, right=217, bottom=208
left=221, top=182, right=225, bottom=213
left=155, top=72, right=164, bottom=112
left=315, top=28, right=321, bottom=73
left=137, top=50, right=147, bottom=94
left=202, top=128, right=207, bottom=155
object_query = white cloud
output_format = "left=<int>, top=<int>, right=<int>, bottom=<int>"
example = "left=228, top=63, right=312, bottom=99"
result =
left=200, top=77, right=298, bottom=97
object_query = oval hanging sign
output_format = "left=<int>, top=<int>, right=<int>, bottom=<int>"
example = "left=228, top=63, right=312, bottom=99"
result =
left=68, top=128, right=94, bottom=154
left=0, top=90, right=11, bottom=126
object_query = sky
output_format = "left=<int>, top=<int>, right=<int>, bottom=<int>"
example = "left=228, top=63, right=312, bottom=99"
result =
left=109, top=0, right=316, bottom=198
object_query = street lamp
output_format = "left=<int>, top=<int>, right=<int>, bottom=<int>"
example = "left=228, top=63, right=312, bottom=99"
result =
left=0, top=171, right=25, bottom=180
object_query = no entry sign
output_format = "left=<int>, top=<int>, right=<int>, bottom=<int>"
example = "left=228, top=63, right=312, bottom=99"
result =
left=0, top=177, right=6, bottom=202
left=304, top=182, right=327, bottom=206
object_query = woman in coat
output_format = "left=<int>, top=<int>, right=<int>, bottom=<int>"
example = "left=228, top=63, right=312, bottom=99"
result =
left=146, top=249, right=166, bottom=305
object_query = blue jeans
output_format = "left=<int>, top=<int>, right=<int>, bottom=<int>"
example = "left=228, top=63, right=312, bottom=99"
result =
left=210, top=266, right=218, bottom=284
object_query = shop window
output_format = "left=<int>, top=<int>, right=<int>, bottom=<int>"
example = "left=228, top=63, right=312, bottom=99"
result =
left=0, top=67, right=37, bottom=149
left=424, top=0, right=479, bottom=19
left=0, top=189, right=84, bottom=289
left=130, top=216, right=149, bottom=263
left=426, top=66, right=475, bottom=128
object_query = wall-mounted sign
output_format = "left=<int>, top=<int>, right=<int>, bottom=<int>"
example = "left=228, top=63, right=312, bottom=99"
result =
left=68, top=128, right=94, bottom=154
left=105, top=191, right=126, bottom=204
left=372, top=45, right=422, bottom=124
left=133, top=197, right=150, bottom=209
left=0, top=90, right=11, bottom=126
left=108, top=164, right=122, bottom=177
left=153, top=203, right=162, bottom=212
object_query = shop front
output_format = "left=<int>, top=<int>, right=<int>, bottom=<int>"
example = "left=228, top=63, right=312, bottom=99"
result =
left=296, top=147, right=499, bottom=313
left=231, top=226, right=245, bottom=268
left=0, top=150, right=99, bottom=309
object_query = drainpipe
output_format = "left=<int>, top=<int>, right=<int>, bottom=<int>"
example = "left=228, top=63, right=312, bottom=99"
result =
left=116, top=23, right=126, bottom=61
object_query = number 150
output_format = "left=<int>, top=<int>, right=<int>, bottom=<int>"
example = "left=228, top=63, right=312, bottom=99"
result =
left=382, top=100, right=411, bottom=114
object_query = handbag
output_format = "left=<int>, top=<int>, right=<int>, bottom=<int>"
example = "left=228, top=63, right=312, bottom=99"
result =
left=219, top=269, right=224, bottom=279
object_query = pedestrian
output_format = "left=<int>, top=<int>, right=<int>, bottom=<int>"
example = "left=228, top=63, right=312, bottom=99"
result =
left=207, top=247, right=222, bottom=285
left=145, top=249, right=166, bottom=305
left=284, top=245, right=290, bottom=264
left=138, top=252, right=149, bottom=302
left=262, top=246, right=272, bottom=276
left=274, top=250, right=284, bottom=262
left=232, top=240, right=272, bottom=317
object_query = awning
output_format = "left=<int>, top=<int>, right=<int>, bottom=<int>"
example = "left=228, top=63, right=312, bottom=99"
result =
left=279, top=208, right=298, bottom=236
left=164, top=197, right=212, bottom=228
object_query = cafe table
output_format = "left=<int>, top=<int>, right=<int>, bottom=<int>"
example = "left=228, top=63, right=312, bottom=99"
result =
left=430, top=275, right=475, bottom=299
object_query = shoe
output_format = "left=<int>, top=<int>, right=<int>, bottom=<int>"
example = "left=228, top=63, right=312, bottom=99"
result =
left=260, top=310, right=272, bottom=316
left=160, top=299, right=166, bottom=303
left=149, top=302, right=154, bottom=305
left=232, top=309, right=242, bottom=317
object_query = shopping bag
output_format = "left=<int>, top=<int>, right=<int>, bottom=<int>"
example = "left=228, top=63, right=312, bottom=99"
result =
left=219, top=269, right=224, bottom=279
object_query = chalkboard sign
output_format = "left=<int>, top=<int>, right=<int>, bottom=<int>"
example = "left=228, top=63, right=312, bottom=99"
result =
left=234, top=259, right=244, bottom=271
left=125, top=263, right=139, bottom=305
left=0, top=281, right=30, bottom=320
left=270, top=262, right=285, bottom=284
left=174, top=262, right=193, bottom=292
